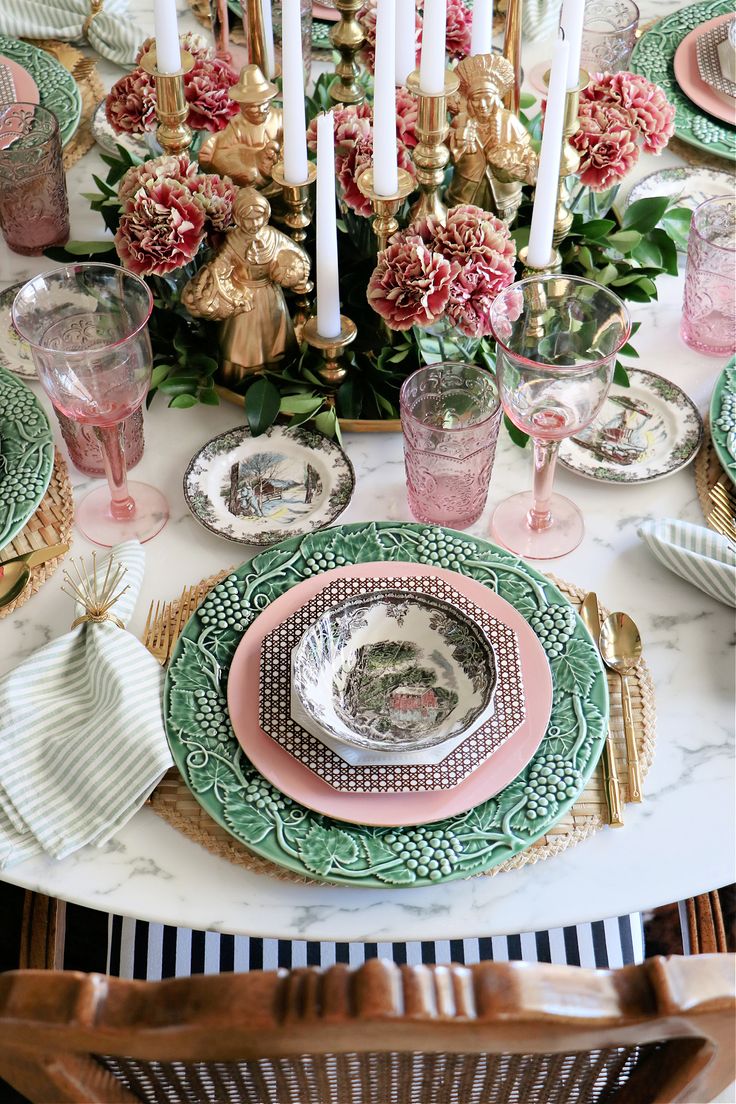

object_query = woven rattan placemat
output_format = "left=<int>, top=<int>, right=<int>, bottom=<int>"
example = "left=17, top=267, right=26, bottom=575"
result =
left=150, top=572, right=657, bottom=884
left=694, top=416, right=729, bottom=524
left=0, top=450, right=73, bottom=620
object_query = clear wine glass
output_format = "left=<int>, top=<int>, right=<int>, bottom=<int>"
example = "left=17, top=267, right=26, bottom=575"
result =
left=12, top=263, right=169, bottom=546
left=489, top=275, right=630, bottom=560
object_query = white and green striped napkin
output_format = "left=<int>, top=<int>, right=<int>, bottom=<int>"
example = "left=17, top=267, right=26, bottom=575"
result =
left=0, top=541, right=172, bottom=868
left=638, top=519, right=736, bottom=608
left=0, top=0, right=141, bottom=68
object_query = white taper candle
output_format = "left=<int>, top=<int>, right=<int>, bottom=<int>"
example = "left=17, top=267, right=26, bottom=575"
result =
left=470, top=0, right=494, bottom=58
left=153, top=0, right=181, bottom=73
left=395, top=0, right=416, bottom=85
left=260, top=0, right=276, bottom=79
left=316, top=112, right=342, bottom=339
left=560, top=0, right=585, bottom=88
left=281, top=0, right=308, bottom=183
left=373, top=0, right=399, bottom=195
left=419, top=0, right=447, bottom=94
left=526, top=38, right=569, bottom=268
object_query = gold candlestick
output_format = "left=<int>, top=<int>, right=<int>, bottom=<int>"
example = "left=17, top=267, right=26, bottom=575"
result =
left=140, top=49, right=195, bottom=156
left=406, top=69, right=460, bottom=224
left=330, top=0, right=365, bottom=106
left=518, top=244, right=562, bottom=277
left=302, top=315, right=357, bottom=389
left=546, top=67, right=589, bottom=249
left=356, top=166, right=415, bottom=253
left=241, top=0, right=268, bottom=76
left=271, top=160, right=317, bottom=337
left=502, top=0, right=522, bottom=115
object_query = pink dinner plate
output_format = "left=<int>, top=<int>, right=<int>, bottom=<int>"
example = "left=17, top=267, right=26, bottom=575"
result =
left=227, top=562, right=553, bottom=827
left=673, top=14, right=736, bottom=128
left=0, top=54, right=40, bottom=105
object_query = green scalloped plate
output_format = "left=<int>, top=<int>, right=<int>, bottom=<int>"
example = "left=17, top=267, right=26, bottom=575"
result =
left=164, top=523, right=609, bottom=888
left=0, top=366, right=54, bottom=550
left=630, top=0, right=736, bottom=162
left=709, top=357, right=736, bottom=485
left=0, top=36, right=82, bottom=148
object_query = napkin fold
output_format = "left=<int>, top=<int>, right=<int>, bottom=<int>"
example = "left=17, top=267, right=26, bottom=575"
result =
left=0, top=0, right=141, bottom=68
left=0, top=541, right=172, bottom=868
left=638, top=519, right=736, bottom=607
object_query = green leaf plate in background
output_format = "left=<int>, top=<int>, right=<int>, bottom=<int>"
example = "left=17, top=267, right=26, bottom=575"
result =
left=710, top=358, right=736, bottom=486
left=0, top=36, right=82, bottom=148
left=630, top=0, right=736, bottom=162
left=0, top=366, right=55, bottom=550
left=164, top=522, right=609, bottom=887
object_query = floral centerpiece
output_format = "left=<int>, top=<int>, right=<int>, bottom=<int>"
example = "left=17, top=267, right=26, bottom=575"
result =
left=358, top=0, right=472, bottom=72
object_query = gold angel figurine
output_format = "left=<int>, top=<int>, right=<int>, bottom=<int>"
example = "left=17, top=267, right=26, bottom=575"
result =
left=447, top=54, right=538, bottom=225
left=198, top=65, right=283, bottom=198
left=182, top=188, right=310, bottom=387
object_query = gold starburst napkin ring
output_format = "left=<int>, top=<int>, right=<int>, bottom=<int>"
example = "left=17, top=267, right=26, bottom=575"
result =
left=62, top=553, right=128, bottom=630
left=82, top=0, right=104, bottom=40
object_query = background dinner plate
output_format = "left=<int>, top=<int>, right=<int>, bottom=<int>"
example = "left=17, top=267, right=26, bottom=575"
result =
left=709, top=358, right=736, bottom=485
left=0, top=367, right=54, bottom=550
left=0, top=52, right=40, bottom=105
left=673, top=14, right=736, bottom=128
left=164, top=523, right=608, bottom=888
left=0, top=36, right=82, bottom=147
left=617, top=167, right=736, bottom=248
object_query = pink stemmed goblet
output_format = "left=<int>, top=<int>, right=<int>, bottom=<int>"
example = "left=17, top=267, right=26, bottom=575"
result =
left=12, top=263, right=169, bottom=546
left=490, top=275, right=630, bottom=560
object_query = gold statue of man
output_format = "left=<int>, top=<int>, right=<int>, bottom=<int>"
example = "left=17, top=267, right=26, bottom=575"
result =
left=198, top=64, right=283, bottom=198
left=447, top=54, right=538, bottom=225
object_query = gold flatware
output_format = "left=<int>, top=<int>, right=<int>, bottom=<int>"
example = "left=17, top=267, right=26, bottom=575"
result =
left=599, top=613, right=644, bottom=804
left=580, top=593, right=623, bottom=827
left=0, top=543, right=71, bottom=608
left=708, top=478, right=736, bottom=544
left=143, top=599, right=172, bottom=665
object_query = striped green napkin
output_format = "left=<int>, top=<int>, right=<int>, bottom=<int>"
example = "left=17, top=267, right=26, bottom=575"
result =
left=638, top=519, right=736, bottom=608
left=0, top=0, right=140, bottom=68
left=0, top=541, right=172, bottom=868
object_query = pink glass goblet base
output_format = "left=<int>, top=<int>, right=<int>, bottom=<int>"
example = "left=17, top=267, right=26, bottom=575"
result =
left=76, top=481, right=169, bottom=547
left=490, top=491, right=584, bottom=560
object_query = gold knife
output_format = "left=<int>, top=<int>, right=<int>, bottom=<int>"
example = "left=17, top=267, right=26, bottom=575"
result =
left=0, top=543, right=70, bottom=571
left=580, top=592, right=624, bottom=828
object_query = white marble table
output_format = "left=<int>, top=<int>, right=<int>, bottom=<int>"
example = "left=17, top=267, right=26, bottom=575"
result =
left=0, top=0, right=734, bottom=942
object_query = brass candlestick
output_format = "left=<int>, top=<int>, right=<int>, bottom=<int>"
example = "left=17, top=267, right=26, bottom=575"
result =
left=518, top=244, right=562, bottom=277
left=271, top=160, right=317, bottom=337
left=502, top=0, right=522, bottom=115
left=302, top=315, right=357, bottom=389
left=356, top=166, right=415, bottom=252
left=330, top=0, right=365, bottom=106
left=241, top=0, right=269, bottom=76
left=406, top=69, right=460, bottom=223
left=139, top=49, right=195, bottom=156
left=547, top=67, right=589, bottom=249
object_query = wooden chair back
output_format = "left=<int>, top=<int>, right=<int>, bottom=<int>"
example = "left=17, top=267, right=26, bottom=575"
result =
left=0, top=955, right=733, bottom=1104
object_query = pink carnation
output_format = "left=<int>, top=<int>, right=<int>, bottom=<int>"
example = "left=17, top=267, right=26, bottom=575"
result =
left=306, top=104, right=372, bottom=154
left=184, top=57, right=239, bottom=132
left=136, top=32, right=213, bottom=65
left=445, top=0, right=472, bottom=60
left=434, top=205, right=516, bottom=336
left=572, top=100, right=640, bottom=191
left=118, top=153, right=200, bottom=204
left=395, top=85, right=419, bottom=149
left=600, top=71, right=675, bottom=153
left=115, top=178, right=206, bottom=276
left=339, top=134, right=415, bottom=215
left=191, top=172, right=237, bottom=231
left=105, top=69, right=156, bottom=135
left=367, top=241, right=457, bottom=330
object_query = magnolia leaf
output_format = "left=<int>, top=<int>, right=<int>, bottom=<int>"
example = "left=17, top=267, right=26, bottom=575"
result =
left=552, top=637, right=600, bottom=698
left=279, top=394, right=323, bottom=415
left=613, top=361, right=630, bottom=387
left=198, top=387, right=220, bottom=405
left=169, top=394, right=198, bottom=408
left=631, top=238, right=663, bottom=269
left=607, top=230, right=642, bottom=252
left=618, top=343, right=639, bottom=359
left=314, top=409, right=338, bottom=438
left=621, top=195, right=671, bottom=233
left=158, top=376, right=200, bottom=395
left=298, top=824, right=359, bottom=875
left=224, top=799, right=274, bottom=843
left=150, top=364, right=173, bottom=388
left=245, top=376, right=281, bottom=436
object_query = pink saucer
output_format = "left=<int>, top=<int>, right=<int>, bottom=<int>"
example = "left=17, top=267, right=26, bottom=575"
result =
left=674, top=14, right=736, bottom=127
left=227, top=562, right=553, bottom=827
left=0, top=54, right=40, bottom=106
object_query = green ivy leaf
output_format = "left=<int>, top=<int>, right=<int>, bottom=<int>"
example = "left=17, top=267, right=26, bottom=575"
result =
left=552, top=637, right=600, bottom=698
left=621, top=195, right=671, bottom=234
left=298, top=824, right=359, bottom=875
left=170, top=638, right=215, bottom=690
left=245, top=376, right=281, bottom=436
left=324, top=521, right=386, bottom=565
left=613, top=361, right=630, bottom=387
left=224, top=798, right=274, bottom=843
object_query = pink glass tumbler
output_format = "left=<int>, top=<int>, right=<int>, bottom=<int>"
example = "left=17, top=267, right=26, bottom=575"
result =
left=490, top=275, right=630, bottom=560
left=400, top=362, right=502, bottom=529
left=0, top=103, right=70, bottom=256
left=12, top=263, right=169, bottom=546
left=681, top=195, right=736, bottom=357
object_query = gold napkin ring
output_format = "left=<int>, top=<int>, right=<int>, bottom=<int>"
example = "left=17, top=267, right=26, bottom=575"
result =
left=82, top=0, right=104, bottom=40
left=71, top=611, right=125, bottom=630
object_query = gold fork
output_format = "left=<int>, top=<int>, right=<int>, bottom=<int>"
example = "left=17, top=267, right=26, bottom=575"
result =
left=708, top=478, right=736, bottom=544
left=143, top=600, right=172, bottom=665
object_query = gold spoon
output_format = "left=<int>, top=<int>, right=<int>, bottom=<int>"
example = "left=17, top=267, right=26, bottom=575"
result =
left=599, top=612, right=643, bottom=803
left=579, top=593, right=623, bottom=827
left=0, top=543, right=70, bottom=609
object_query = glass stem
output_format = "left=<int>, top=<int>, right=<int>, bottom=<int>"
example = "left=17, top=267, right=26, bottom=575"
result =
left=528, top=436, right=559, bottom=532
left=94, top=424, right=136, bottom=521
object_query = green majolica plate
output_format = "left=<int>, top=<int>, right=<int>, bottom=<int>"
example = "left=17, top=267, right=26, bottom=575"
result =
left=0, top=36, right=81, bottom=148
left=710, top=358, right=736, bottom=485
left=0, top=367, right=54, bottom=550
left=630, top=0, right=736, bottom=162
left=164, top=522, right=609, bottom=888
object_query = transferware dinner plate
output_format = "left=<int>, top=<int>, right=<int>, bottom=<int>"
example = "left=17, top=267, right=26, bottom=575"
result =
left=630, top=0, right=736, bottom=162
left=559, top=369, right=703, bottom=484
left=0, top=366, right=54, bottom=550
left=617, top=167, right=736, bottom=249
left=674, top=15, right=736, bottom=128
left=0, top=283, right=36, bottom=380
left=710, top=358, right=736, bottom=485
left=183, top=424, right=355, bottom=546
left=0, top=37, right=81, bottom=148
left=164, top=522, right=608, bottom=887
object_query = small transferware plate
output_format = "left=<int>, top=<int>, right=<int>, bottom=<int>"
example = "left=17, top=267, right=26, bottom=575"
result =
left=559, top=369, right=704, bottom=485
left=184, top=424, right=355, bottom=546
left=0, top=366, right=54, bottom=550
left=91, top=99, right=151, bottom=162
left=618, top=167, right=736, bottom=249
left=293, top=590, right=497, bottom=754
left=0, top=36, right=82, bottom=148
left=710, top=358, right=736, bottom=485
left=0, top=283, right=36, bottom=380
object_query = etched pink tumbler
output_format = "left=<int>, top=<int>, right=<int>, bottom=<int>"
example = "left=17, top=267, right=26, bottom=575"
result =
left=0, top=104, right=69, bottom=256
left=400, top=363, right=502, bottom=529
left=681, top=196, right=736, bottom=357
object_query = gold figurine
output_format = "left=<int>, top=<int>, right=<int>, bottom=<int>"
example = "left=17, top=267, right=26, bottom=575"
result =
left=198, top=64, right=283, bottom=198
left=446, top=54, right=537, bottom=226
left=182, top=188, right=310, bottom=387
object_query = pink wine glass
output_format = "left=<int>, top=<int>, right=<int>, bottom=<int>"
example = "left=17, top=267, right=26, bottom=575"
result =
left=490, top=275, right=630, bottom=560
left=12, top=263, right=169, bottom=546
